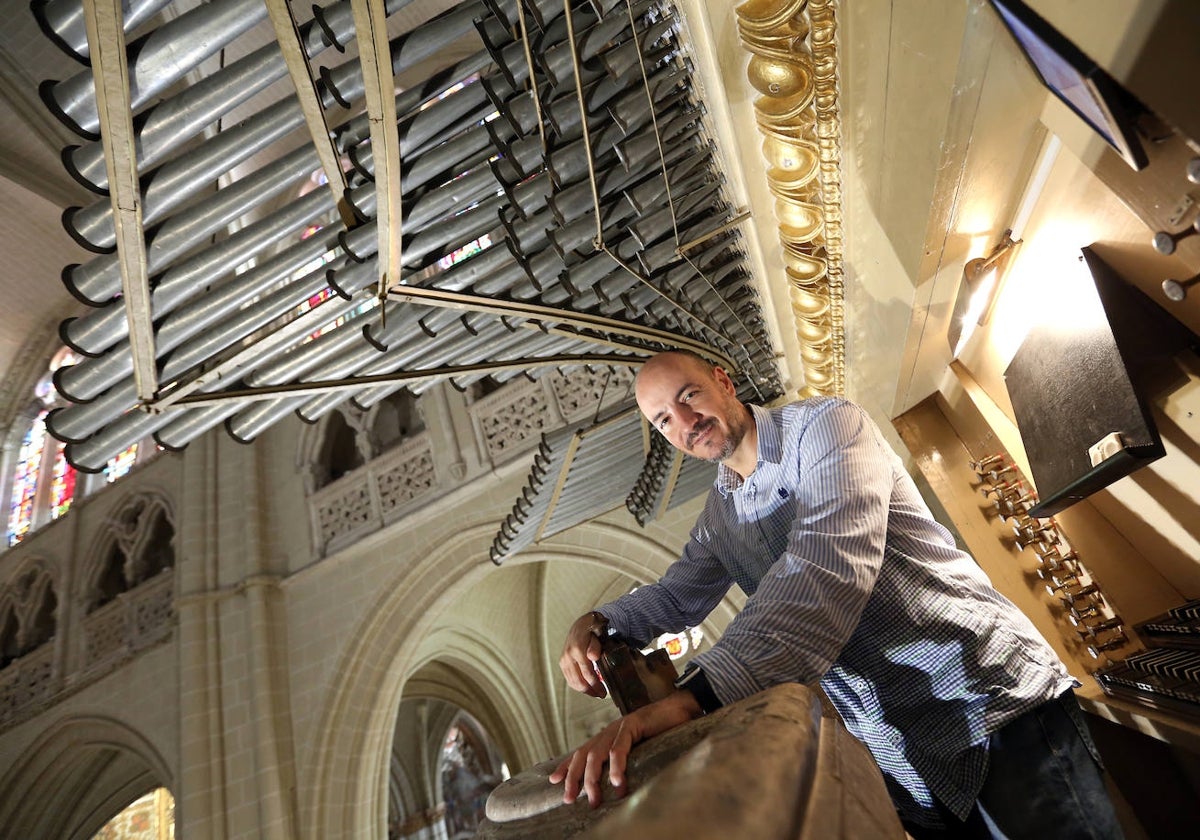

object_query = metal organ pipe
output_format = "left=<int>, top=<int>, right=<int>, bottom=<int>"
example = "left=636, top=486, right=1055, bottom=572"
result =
left=41, top=0, right=271, bottom=138
left=32, top=0, right=175, bottom=62
left=37, top=0, right=779, bottom=465
left=62, top=4, right=494, bottom=192
left=61, top=189, right=339, bottom=356
left=65, top=143, right=330, bottom=304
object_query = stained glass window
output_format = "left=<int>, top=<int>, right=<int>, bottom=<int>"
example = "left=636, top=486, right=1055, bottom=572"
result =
left=7, top=347, right=153, bottom=546
left=105, top=444, right=139, bottom=484
left=90, top=787, right=175, bottom=839
left=8, top=411, right=48, bottom=546
left=436, top=233, right=492, bottom=272
left=50, top=441, right=76, bottom=519
left=289, top=221, right=372, bottom=344
left=629, top=585, right=705, bottom=662
left=440, top=714, right=506, bottom=839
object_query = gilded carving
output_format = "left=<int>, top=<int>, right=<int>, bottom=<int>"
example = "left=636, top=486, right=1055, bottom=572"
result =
left=736, top=0, right=844, bottom=396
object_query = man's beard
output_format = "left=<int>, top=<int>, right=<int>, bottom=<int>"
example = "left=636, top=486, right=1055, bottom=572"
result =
left=687, top=413, right=744, bottom=462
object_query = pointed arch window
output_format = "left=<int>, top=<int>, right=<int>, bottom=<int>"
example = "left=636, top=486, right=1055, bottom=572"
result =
left=8, top=410, right=49, bottom=544
left=6, top=348, right=158, bottom=546
left=439, top=712, right=507, bottom=839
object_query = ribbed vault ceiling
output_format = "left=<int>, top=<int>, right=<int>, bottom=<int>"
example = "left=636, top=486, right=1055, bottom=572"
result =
left=23, top=0, right=784, bottom=475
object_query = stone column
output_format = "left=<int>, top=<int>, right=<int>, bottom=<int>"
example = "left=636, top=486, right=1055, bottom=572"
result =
left=175, top=431, right=299, bottom=838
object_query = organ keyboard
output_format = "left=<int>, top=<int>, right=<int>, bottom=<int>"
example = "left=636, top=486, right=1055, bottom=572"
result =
left=1094, top=601, right=1200, bottom=721
left=1135, top=599, right=1200, bottom=650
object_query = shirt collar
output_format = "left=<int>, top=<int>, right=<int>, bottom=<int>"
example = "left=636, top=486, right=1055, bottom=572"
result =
left=714, top=403, right=780, bottom=495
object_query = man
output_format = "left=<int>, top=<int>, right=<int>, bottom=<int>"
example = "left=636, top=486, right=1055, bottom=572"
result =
left=550, top=350, right=1122, bottom=839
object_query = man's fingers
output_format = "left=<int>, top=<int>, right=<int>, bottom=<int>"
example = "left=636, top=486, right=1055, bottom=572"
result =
left=583, top=749, right=606, bottom=807
left=608, top=742, right=628, bottom=789
left=548, top=755, right=571, bottom=785
left=560, top=631, right=608, bottom=695
left=569, top=661, right=607, bottom=698
left=561, top=750, right=587, bottom=803
left=608, top=719, right=636, bottom=789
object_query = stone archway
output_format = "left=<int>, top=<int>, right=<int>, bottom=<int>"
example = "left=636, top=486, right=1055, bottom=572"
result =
left=304, top=516, right=691, bottom=840
left=0, top=714, right=173, bottom=839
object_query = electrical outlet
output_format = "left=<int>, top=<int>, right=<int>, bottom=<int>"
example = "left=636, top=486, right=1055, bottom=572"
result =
left=1087, top=432, right=1126, bottom=468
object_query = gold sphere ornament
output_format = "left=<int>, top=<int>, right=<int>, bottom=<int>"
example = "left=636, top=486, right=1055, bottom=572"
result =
left=747, top=55, right=812, bottom=98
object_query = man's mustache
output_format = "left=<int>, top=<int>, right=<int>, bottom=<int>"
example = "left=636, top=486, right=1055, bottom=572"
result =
left=686, top=418, right=717, bottom=449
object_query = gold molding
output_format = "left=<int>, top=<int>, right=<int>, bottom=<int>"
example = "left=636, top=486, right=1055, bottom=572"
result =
left=735, top=0, right=844, bottom=397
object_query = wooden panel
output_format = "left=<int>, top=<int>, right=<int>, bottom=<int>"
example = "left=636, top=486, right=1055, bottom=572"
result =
left=894, top=391, right=1200, bottom=752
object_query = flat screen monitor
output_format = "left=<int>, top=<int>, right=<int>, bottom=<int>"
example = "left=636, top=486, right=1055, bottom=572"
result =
left=989, top=0, right=1148, bottom=170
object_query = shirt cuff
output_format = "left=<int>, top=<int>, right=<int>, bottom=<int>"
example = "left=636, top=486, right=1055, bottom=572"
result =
left=675, top=666, right=723, bottom=714
left=688, top=646, right=764, bottom=706
left=594, top=604, right=639, bottom=645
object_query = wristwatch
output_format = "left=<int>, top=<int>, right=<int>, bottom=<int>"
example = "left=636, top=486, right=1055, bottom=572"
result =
left=675, top=665, right=722, bottom=714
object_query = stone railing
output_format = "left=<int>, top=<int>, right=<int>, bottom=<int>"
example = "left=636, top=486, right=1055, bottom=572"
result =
left=0, top=571, right=174, bottom=733
left=309, top=432, right=437, bottom=555
left=479, top=684, right=904, bottom=839
left=81, top=570, right=175, bottom=676
left=0, top=643, right=54, bottom=730
left=470, top=367, right=636, bottom=465
left=306, top=367, right=636, bottom=557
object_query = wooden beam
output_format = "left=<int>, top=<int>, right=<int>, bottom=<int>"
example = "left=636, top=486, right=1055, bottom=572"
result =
left=350, top=0, right=402, bottom=313
left=82, top=0, right=157, bottom=401
left=264, top=0, right=355, bottom=227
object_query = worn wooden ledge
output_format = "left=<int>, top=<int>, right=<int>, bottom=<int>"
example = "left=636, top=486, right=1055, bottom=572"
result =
left=479, top=682, right=904, bottom=839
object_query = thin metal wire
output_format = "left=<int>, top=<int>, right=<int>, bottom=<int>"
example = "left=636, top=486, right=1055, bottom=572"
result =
left=553, top=0, right=769, bottom=397
left=562, top=0, right=604, bottom=248
left=626, top=0, right=680, bottom=244
left=622, top=0, right=769, bottom=396
left=514, top=0, right=548, bottom=160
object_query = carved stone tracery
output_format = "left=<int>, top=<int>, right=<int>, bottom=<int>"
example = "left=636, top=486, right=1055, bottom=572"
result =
left=474, top=379, right=550, bottom=462
left=83, top=494, right=175, bottom=612
left=0, top=563, right=57, bottom=669
left=548, top=366, right=636, bottom=423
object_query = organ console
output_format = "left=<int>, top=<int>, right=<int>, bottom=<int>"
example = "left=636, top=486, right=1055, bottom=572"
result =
left=1095, top=601, right=1200, bottom=721
left=969, top=453, right=1133, bottom=666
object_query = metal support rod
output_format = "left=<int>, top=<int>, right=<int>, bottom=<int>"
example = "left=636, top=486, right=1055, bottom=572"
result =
left=264, top=0, right=355, bottom=228
left=386, top=284, right=736, bottom=368
left=676, top=210, right=752, bottom=254
left=562, top=0, right=603, bottom=249
left=82, top=0, right=158, bottom=401
left=514, top=0, right=548, bottom=159
left=350, top=0, right=403, bottom=319
left=164, top=354, right=641, bottom=407
left=534, top=432, right=582, bottom=543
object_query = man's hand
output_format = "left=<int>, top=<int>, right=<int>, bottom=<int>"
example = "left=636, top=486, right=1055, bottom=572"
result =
left=548, top=689, right=702, bottom=807
left=559, top=611, right=610, bottom=698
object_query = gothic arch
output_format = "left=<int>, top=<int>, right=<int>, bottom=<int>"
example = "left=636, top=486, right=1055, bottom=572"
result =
left=0, top=330, right=68, bottom=513
left=435, top=707, right=505, bottom=838
left=305, top=517, right=686, bottom=840
left=0, top=714, right=173, bottom=840
left=77, top=490, right=175, bottom=611
left=0, top=557, right=59, bottom=661
left=0, top=595, right=19, bottom=667
left=387, top=752, right=420, bottom=836
left=367, top=389, right=425, bottom=455
left=296, top=393, right=427, bottom=496
left=403, top=631, right=542, bottom=773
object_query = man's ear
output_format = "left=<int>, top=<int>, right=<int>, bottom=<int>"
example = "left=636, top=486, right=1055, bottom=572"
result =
left=712, top=366, right=737, bottom=394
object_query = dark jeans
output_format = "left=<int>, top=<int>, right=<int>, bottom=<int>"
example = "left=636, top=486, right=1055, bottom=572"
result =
left=905, top=691, right=1125, bottom=840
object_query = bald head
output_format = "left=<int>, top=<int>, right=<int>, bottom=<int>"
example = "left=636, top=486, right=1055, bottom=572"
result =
left=635, top=351, right=756, bottom=474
